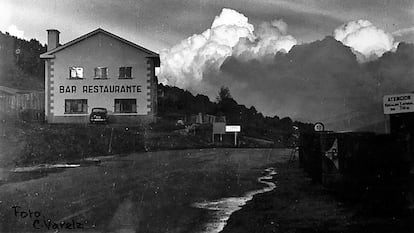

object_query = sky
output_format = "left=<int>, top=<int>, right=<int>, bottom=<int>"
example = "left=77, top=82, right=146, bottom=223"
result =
left=1, top=0, right=413, bottom=52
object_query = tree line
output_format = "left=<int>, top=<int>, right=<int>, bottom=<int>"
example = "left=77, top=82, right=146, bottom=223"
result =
left=0, top=31, right=46, bottom=90
left=158, top=84, right=313, bottom=141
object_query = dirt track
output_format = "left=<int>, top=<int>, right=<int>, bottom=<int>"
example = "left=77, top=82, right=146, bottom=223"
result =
left=0, top=148, right=289, bottom=233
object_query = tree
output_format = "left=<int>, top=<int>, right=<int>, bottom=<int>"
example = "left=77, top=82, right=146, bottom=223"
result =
left=216, top=86, right=232, bottom=103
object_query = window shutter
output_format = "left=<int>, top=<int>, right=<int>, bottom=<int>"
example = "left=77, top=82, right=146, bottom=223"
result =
left=94, top=68, right=99, bottom=77
left=82, top=100, right=87, bottom=113
left=75, top=67, right=83, bottom=78
left=119, top=67, right=125, bottom=78
left=102, top=68, right=107, bottom=78
left=132, top=103, right=137, bottom=113
left=70, top=68, right=77, bottom=78
left=115, top=102, right=120, bottom=112
left=77, top=102, right=82, bottom=112
left=126, top=67, right=132, bottom=78
left=65, top=101, right=70, bottom=113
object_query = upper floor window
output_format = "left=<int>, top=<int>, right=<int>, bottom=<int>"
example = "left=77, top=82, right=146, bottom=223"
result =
left=119, top=67, right=132, bottom=79
left=69, top=67, right=84, bottom=79
left=94, top=67, right=108, bottom=79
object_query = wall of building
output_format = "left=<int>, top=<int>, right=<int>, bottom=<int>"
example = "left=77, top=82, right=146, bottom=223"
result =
left=46, top=32, right=156, bottom=124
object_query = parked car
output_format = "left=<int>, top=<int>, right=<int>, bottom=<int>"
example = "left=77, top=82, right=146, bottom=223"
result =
left=90, top=108, right=108, bottom=123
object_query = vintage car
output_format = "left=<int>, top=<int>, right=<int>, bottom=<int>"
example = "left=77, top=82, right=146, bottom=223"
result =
left=89, top=108, right=108, bottom=123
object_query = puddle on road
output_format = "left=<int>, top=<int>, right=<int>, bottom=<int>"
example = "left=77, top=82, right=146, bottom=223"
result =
left=0, top=164, right=82, bottom=185
left=192, top=167, right=278, bottom=233
left=11, top=164, right=81, bottom=172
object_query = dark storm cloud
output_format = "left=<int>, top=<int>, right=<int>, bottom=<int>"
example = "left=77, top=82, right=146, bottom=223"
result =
left=200, top=38, right=414, bottom=131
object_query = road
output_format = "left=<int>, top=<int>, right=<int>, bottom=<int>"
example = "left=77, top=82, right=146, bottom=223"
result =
left=0, top=148, right=291, bottom=233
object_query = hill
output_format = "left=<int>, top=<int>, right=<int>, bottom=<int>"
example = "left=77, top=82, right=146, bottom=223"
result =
left=0, top=31, right=46, bottom=90
left=158, top=84, right=313, bottom=143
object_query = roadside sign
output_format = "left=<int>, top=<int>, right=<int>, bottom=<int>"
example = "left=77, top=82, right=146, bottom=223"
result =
left=324, top=139, right=338, bottom=169
left=213, top=122, right=226, bottom=134
left=314, top=122, right=324, bottom=132
left=225, top=125, right=241, bottom=132
left=225, top=125, right=241, bottom=147
left=383, top=93, right=414, bottom=114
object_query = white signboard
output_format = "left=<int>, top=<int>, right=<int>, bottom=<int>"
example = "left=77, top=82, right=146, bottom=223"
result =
left=383, top=93, right=414, bottom=114
left=225, top=125, right=241, bottom=132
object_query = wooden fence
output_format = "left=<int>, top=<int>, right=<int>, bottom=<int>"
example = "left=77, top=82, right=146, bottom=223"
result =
left=0, top=92, right=45, bottom=121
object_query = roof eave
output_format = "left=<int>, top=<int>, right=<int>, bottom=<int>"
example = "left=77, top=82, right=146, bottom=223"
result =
left=41, top=28, right=159, bottom=58
left=147, top=56, right=160, bottom=67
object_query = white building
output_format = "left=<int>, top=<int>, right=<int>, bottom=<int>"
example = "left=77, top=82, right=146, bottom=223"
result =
left=40, top=28, right=159, bottom=124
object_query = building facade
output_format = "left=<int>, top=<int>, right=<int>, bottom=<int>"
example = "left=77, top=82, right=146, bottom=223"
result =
left=40, top=28, right=159, bottom=124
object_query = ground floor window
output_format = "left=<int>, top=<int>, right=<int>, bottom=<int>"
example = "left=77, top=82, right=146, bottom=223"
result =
left=115, top=99, right=136, bottom=113
left=65, top=99, right=87, bottom=114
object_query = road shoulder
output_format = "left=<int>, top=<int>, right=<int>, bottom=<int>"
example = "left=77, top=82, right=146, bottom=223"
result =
left=222, top=161, right=414, bottom=233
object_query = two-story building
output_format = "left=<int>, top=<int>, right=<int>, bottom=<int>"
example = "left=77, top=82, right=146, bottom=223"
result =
left=40, top=28, right=159, bottom=124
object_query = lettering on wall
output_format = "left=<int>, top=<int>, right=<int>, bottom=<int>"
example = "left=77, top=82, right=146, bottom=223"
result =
left=59, top=85, right=142, bottom=94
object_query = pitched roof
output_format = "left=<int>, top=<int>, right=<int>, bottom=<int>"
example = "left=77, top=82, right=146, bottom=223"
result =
left=40, top=28, right=159, bottom=59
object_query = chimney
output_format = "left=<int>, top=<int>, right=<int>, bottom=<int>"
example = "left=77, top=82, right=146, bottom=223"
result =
left=47, top=29, right=60, bottom=51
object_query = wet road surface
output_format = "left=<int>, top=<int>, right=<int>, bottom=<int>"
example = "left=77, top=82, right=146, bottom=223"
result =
left=0, top=148, right=290, bottom=233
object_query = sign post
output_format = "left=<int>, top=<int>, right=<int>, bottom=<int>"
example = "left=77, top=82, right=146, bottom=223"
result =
left=234, top=132, right=237, bottom=146
left=225, top=125, right=241, bottom=147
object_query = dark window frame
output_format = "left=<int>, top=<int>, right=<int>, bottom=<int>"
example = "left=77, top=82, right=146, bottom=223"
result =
left=65, top=99, right=88, bottom=114
left=119, top=67, right=132, bottom=79
left=94, top=67, right=108, bottom=79
left=114, top=99, right=137, bottom=113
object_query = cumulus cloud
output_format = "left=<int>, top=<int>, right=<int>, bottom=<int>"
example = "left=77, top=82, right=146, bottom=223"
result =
left=7, top=24, right=25, bottom=39
left=233, top=19, right=297, bottom=60
left=159, top=9, right=253, bottom=87
left=159, top=8, right=297, bottom=87
left=334, top=20, right=398, bottom=62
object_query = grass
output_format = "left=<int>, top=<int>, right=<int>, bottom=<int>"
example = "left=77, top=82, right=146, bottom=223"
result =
left=0, top=117, right=211, bottom=167
left=0, top=115, right=287, bottom=168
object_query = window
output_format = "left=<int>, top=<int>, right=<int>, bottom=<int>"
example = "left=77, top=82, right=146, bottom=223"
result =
left=94, top=67, right=108, bottom=79
left=114, top=99, right=136, bottom=113
left=65, top=99, right=88, bottom=114
left=69, top=67, right=84, bottom=79
left=119, top=67, right=132, bottom=79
